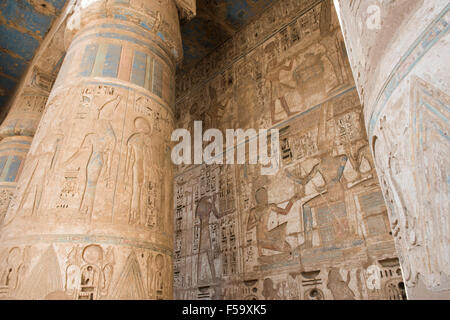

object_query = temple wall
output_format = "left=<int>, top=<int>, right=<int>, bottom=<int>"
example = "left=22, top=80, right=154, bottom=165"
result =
left=173, top=0, right=404, bottom=300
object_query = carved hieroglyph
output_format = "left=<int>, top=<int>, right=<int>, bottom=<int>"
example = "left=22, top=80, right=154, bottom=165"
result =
left=0, top=6, right=66, bottom=225
left=335, top=0, right=449, bottom=299
left=173, top=0, right=401, bottom=300
left=0, top=0, right=182, bottom=299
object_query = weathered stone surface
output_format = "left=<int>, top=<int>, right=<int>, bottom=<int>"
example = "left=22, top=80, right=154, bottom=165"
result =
left=0, top=0, right=181, bottom=300
left=172, top=0, right=402, bottom=300
left=334, top=0, right=449, bottom=299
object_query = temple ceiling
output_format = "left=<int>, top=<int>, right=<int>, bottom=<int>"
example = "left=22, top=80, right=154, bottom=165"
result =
left=0, top=0, right=66, bottom=113
left=0, top=0, right=276, bottom=112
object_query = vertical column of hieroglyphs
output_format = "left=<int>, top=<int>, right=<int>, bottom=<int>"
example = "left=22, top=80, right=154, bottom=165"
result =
left=0, top=0, right=183, bottom=300
left=335, top=0, right=449, bottom=299
left=173, top=0, right=401, bottom=300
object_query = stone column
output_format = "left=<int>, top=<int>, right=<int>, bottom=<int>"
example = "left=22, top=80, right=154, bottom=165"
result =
left=334, top=0, right=449, bottom=299
left=0, top=0, right=182, bottom=300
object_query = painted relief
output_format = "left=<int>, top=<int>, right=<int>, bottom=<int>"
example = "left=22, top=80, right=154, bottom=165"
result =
left=173, top=0, right=399, bottom=300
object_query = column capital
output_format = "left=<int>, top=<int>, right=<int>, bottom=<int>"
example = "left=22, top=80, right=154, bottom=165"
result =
left=66, top=0, right=183, bottom=64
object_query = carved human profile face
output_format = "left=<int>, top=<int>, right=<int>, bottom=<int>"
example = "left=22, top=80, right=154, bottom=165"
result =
left=134, top=117, right=151, bottom=134
left=7, top=247, right=21, bottom=267
left=155, top=254, right=164, bottom=270
left=82, top=245, right=103, bottom=264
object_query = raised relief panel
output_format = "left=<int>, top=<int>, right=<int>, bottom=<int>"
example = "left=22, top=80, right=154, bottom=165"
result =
left=378, top=258, right=407, bottom=300
left=326, top=267, right=356, bottom=300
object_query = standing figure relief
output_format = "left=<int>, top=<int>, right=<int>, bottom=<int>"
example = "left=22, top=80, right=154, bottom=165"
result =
left=265, top=56, right=296, bottom=124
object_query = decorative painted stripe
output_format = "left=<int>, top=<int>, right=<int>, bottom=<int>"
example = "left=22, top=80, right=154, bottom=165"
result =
left=5, top=155, right=22, bottom=182
left=117, top=46, right=133, bottom=81
left=130, top=51, right=147, bottom=87
left=92, top=43, right=108, bottom=76
left=78, top=43, right=99, bottom=77
left=368, top=4, right=450, bottom=136
left=0, top=155, right=17, bottom=182
left=152, top=59, right=163, bottom=98
left=144, top=55, right=153, bottom=91
left=103, top=44, right=122, bottom=78
left=0, top=156, right=7, bottom=177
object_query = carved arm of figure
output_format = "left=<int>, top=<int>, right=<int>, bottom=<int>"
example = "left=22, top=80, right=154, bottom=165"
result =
left=210, top=193, right=223, bottom=220
left=123, top=143, right=135, bottom=189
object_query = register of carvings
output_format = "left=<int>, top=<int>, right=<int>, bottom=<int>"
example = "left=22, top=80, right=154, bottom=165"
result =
left=172, top=0, right=404, bottom=300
